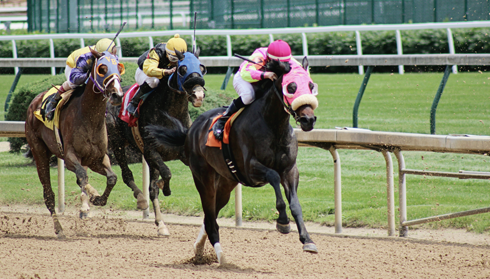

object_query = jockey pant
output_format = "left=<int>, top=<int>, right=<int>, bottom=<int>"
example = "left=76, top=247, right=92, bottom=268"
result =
left=135, top=67, right=160, bottom=89
left=233, top=71, right=255, bottom=105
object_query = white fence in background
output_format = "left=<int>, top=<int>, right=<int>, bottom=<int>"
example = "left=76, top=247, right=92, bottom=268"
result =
left=2, top=21, right=490, bottom=75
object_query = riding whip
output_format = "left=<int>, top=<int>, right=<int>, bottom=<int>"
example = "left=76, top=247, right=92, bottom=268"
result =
left=192, top=12, right=197, bottom=53
left=234, top=53, right=260, bottom=65
left=106, top=21, right=127, bottom=52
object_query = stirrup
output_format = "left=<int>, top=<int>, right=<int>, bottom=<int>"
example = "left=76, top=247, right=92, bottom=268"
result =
left=127, top=102, right=138, bottom=117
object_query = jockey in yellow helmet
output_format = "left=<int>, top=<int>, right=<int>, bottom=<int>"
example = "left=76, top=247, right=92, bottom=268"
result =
left=126, top=34, right=187, bottom=117
left=45, top=38, right=117, bottom=120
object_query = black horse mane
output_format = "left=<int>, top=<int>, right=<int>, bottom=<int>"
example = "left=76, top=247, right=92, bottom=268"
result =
left=252, top=59, right=291, bottom=100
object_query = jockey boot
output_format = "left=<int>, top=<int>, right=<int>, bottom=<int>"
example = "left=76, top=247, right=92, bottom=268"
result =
left=127, top=82, right=152, bottom=118
left=45, top=87, right=64, bottom=121
left=213, top=97, right=245, bottom=140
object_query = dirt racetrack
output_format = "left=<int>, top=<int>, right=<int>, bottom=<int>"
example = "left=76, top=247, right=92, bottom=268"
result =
left=1, top=206, right=490, bottom=279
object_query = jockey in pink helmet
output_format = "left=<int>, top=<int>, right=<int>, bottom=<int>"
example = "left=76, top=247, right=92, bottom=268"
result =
left=213, top=40, right=306, bottom=140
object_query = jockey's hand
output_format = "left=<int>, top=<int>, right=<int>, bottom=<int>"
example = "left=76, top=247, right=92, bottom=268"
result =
left=164, top=67, right=176, bottom=76
left=264, top=71, right=277, bottom=81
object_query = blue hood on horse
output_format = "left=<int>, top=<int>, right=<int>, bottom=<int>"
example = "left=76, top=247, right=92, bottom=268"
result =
left=169, top=51, right=206, bottom=92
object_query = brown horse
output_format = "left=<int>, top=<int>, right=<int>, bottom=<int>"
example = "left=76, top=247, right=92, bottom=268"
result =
left=146, top=58, right=318, bottom=264
left=25, top=48, right=125, bottom=238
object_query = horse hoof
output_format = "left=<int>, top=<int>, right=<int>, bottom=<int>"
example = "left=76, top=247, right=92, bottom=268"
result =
left=91, top=196, right=106, bottom=206
left=157, top=229, right=170, bottom=237
left=79, top=211, right=89, bottom=219
left=303, top=243, right=318, bottom=253
left=137, top=200, right=149, bottom=210
left=276, top=222, right=291, bottom=234
left=56, top=231, right=66, bottom=240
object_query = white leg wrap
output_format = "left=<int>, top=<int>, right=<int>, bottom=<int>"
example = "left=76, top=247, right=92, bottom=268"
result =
left=214, top=242, right=226, bottom=265
left=194, top=224, right=207, bottom=256
left=80, top=192, right=90, bottom=213
left=153, top=199, right=169, bottom=236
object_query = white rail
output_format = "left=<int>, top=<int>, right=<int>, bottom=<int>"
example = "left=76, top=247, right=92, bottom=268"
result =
left=2, top=21, right=490, bottom=74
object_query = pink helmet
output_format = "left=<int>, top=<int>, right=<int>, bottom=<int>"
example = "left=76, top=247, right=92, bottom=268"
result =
left=267, top=40, right=292, bottom=62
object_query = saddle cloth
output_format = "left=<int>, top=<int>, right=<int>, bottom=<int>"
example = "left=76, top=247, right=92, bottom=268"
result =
left=206, top=107, right=245, bottom=148
left=119, top=83, right=140, bottom=127
left=34, top=87, right=74, bottom=130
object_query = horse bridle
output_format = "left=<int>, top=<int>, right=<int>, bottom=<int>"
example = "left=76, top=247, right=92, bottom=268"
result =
left=89, top=52, right=122, bottom=99
left=271, top=77, right=300, bottom=122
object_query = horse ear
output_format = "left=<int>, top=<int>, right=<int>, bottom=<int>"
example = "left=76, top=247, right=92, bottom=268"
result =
left=302, top=56, right=309, bottom=71
left=194, top=46, right=200, bottom=58
left=89, top=46, right=102, bottom=59
left=174, top=49, right=185, bottom=61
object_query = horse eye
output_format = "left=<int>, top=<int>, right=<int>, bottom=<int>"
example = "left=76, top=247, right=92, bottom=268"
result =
left=200, top=65, right=207, bottom=75
left=287, top=82, right=297, bottom=93
left=309, top=81, right=314, bottom=92
left=97, top=64, right=108, bottom=76
left=179, top=65, right=187, bottom=76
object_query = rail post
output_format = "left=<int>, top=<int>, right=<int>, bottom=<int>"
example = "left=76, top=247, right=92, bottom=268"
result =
left=353, top=66, right=373, bottom=128
left=430, top=65, right=451, bottom=134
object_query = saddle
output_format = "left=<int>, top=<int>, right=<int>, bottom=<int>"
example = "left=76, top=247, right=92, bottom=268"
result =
left=119, top=83, right=153, bottom=128
left=34, top=87, right=74, bottom=130
left=206, top=107, right=245, bottom=148
left=33, top=86, right=74, bottom=156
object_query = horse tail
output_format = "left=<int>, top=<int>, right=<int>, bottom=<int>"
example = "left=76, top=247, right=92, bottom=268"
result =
left=146, top=124, right=188, bottom=148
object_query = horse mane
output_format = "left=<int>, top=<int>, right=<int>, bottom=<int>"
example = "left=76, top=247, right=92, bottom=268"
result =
left=252, top=59, right=291, bottom=100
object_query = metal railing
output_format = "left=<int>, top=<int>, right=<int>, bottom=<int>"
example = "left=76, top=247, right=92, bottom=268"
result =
left=2, top=121, right=490, bottom=237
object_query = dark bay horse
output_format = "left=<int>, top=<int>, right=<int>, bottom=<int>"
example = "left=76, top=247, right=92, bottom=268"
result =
left=25, top=48, right=125, bottom=238
left=106, top=49, right=206, bottom=236
left=146, top=58, right=318, bottom=264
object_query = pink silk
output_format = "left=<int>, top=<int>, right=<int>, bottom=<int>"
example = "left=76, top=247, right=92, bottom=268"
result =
left=281, top=63, right=314, bottom=105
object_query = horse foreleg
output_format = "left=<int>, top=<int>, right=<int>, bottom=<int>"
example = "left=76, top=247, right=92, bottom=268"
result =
left=282, top=165, right=318, bottom=253
left=89, top=154, right=117, bottom=206
left=148, top=168, right=169, bottom=236
left=251, top=160, right=291, bottom=233
left=64, top=152, right=91, bottom=218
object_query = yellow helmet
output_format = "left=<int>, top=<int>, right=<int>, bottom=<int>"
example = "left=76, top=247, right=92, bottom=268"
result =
left=165, top=34, right=187, bottom=56
left=95, top=38, right=116, bottom=54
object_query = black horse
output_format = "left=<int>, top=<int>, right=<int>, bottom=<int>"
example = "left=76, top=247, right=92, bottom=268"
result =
left=106, top=49, right=206, bottom=236
left=146, top=58, right=318, bottom=264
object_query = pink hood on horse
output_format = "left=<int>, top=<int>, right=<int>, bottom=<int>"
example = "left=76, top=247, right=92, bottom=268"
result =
left=282, top=62, right=318, bottom=111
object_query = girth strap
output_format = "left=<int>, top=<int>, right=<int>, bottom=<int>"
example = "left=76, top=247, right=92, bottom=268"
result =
left=221, top=142, right=252, bottom=186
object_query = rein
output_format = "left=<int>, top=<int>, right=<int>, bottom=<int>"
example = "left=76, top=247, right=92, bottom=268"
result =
left=271, top=78, right=300, bottom=122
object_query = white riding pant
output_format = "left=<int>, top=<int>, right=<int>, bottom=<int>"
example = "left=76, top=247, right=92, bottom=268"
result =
left=233, top=71, right=255, bottom=105
left=135, top=67, right=160, bottom=89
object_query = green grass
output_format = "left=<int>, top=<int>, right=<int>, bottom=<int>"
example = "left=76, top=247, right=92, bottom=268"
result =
left=1, top=72, right=490, bottom=234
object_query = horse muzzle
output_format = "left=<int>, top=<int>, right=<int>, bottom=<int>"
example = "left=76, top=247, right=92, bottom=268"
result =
left=298, top=115, right=317, bottom=132
left=189, top=84, right=205, bottom=107
left=296, top=104, right=316, bottom=132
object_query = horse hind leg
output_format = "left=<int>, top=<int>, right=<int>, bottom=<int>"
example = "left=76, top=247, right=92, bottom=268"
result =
left=194, top=223, right=207, bottom=261
left=149, top=169, right=169, bottom=236
left=29, top=140, right=65, bottom=238
left=111, top=143, right=147, bottom=210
